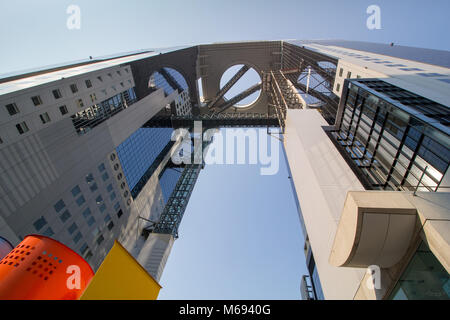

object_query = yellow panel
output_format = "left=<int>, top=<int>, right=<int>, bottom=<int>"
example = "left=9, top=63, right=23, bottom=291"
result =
left=80, top=240, right=161, bottom=300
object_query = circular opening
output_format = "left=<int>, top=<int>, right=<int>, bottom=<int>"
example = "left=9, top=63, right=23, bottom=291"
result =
left=219, top=64, right=261, bottom=108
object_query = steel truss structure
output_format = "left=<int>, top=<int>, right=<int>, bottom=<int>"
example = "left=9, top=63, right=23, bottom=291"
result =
left=152, top=163, right=202, bottom=238
left=140, top=41, right=345, bottom=238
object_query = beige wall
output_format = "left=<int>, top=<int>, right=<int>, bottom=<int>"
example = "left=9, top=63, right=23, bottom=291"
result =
left=283, top=108, right=366, bottom=299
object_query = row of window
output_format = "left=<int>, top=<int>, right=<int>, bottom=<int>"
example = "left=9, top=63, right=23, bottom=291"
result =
left=4, top=80, right=91, bottom=117
left=331, top=48, right=450, bottom=84
left=12, top=106, right=68, bottom=137
left=4, top=66, right=130, bottom=115
left=336, top=68, right=363, bottom=93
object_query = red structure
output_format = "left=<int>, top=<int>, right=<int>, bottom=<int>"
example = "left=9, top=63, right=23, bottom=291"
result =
left=0, top=235, right=94, bottom=300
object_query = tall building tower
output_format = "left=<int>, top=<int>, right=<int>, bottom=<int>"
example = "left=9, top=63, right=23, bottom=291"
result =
left=0, top=41, right=448, bottom=299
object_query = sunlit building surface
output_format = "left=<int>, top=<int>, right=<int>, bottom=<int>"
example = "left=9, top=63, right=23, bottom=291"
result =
left=0, top=40, right=448, bottom=298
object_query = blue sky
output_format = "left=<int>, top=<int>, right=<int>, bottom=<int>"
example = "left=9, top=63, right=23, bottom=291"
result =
left=1, top=0, right=450, bottom=74
left=2, top=0, right=450, bottom=300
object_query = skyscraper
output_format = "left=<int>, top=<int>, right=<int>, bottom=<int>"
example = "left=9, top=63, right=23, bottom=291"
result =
left=0, top=41, right=448, bottom=299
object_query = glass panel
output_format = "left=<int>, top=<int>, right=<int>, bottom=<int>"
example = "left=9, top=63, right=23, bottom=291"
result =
left=390, top=242, right=450, bottom=300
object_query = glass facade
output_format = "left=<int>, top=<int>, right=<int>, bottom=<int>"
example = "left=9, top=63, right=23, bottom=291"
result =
left=390, top=241, right=450, bottom=300
left=333, top=79, right=450, bottom=191
left=148, top=67, right=188, bottom=96
left=307, top=253, right=325, bottom=300
left=159, top=167, right=182, bottom=205
left=116, top=127, right=173, bottom=190
left=72, top=88, right=137, bottom=135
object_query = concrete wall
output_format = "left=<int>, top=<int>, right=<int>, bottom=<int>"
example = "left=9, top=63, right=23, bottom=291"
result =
left=0, top=83, right=174, bottom=270
left=283, top=108, right=366, bottom=299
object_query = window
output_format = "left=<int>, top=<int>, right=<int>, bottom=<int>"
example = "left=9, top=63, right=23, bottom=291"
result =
left=59, top=105, right=68, bottom=115
left=339, top=68, right=343, bottom=77
left=113, top=163, right=119, bottom=171
left=76, top=195, right=86, bottom=206
left=114, top=202, right=120, bottom=211
left=107, top=221, right=114, bottom=230
left=125, top=68, right=129, bottom=73
left=16, top=122, right=29, bottom=135
left=82, top=207, right=91, bottom=218
left=87, top=216, right=96, bottom=227
left=104, top=214, right=111, bottom=223
left=76, top=99, right=84, bottom=108
left=417, top=72, right=446, bottom=78
left=110, top=192, right=116, bottom=201
left=97, top=76, right=103, bottom=82
left=117, top=173, right=122, bottom=180
left=71, top=185, right=81, bottom=197
left=98, top=163, right=106, bottom=172
left=117, top=70, right=121, bottom=76
left=102, top=172, right=109, bottom=181
left=33, top=216, right=47, bottom=231
left=85, top=79, right=92, bottom=88
left=399, top=68, right=424, bottom=72
left=70, top=84, right=78, bottom=94
left=42, top=227, right=55, bottom=237
left=96, top=235, right=104, bottom=245
left=107, top=73, right=113, bottom=79
left=52, top=89, right=62, bottom=99
left=68, top=223, right=78, bottom=235
left=31, top=96, right=43, bottom=106
left=73, top=232, right=82, bottom=244
left=85, top=251, right=93, bottom=261
left=347, top=71, right=352, bottom=79
left=80, top=243, right=89, bottom=255
left=5, top=103, right=19, bottom=116
left=99, top=204, right=106, bottom=213
left=60, top=210, right=71, bottom=223
left=92, top=227, right=101, bottom=238
left=110, top=153, right=116, bottom=161
left=106, top=184, right=113, bottom=192
left=336, top=83, right=341, bottom=92
left=90, top=93, right=97, bottom=102
left=96, top=195, right=103, bottom=204
left=386, top=64, right=407, bottom=67
left=85, top=173, right=94, bottom=184
left=54, top=199, right=66, bottom=212
left=89, top=183, right=98, bottom=192
left=117, top=209, right=123, bottom=219
left=39, top=112, right=51, bottom=124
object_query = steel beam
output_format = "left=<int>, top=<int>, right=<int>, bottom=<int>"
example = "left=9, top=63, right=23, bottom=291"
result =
left=214, top=83, right=262, bottom=114
left=207, top=65, right=250, bottom=109
left=143, top=112, right=279, bottom=129
left=159, top=67, right=184, bottom=93
left=151, top=164, right=202, bottom=238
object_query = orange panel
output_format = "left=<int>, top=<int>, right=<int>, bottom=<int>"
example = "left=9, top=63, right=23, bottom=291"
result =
left=0, top=235, right=94, bottom=300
